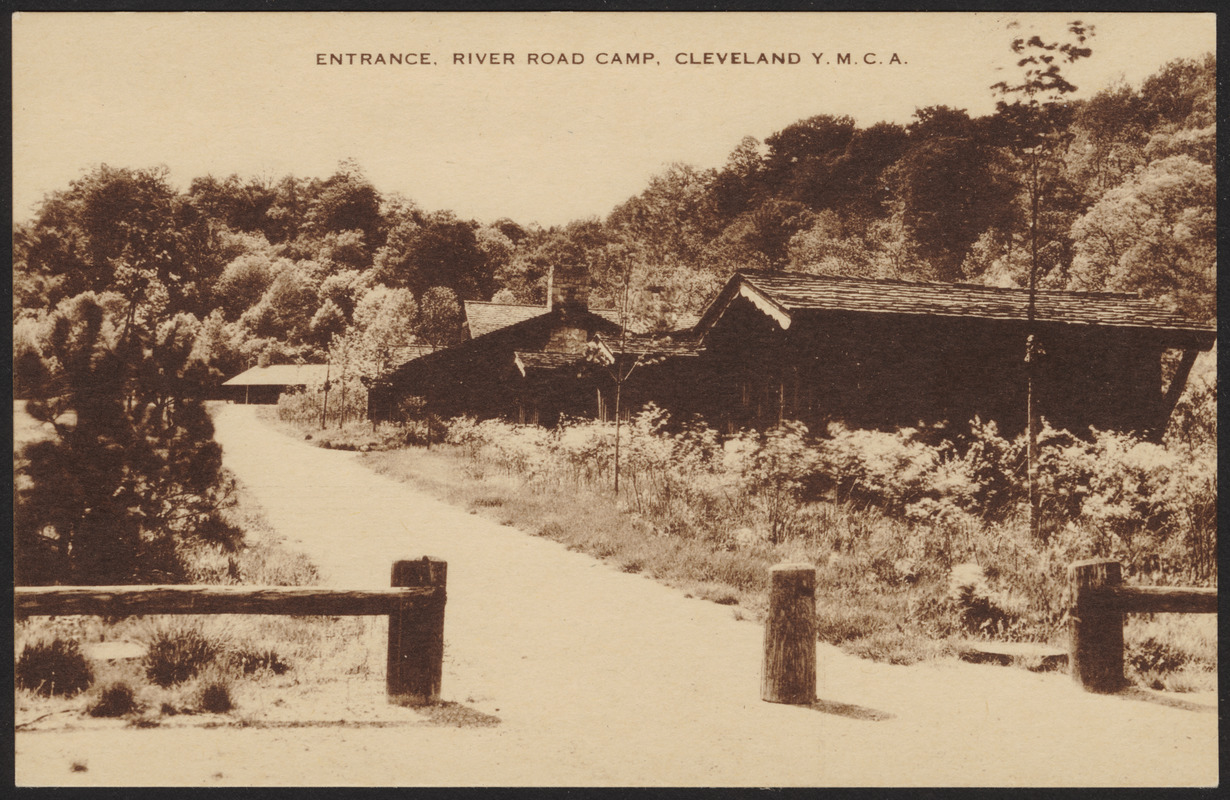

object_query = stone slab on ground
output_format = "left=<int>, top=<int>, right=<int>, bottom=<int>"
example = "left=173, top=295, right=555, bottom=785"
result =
left=957, top=640, right=1070, bottom=671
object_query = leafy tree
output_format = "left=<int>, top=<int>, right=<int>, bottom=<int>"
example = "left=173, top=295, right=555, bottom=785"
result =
left=1064, top=81, right=1149, bottom=202
left=375, top=213, right=491, bottom=299
left=722, top=198, right=814, bottom=270
left=213, top=253, right=280, bottom=321
left=897, top=106, right=1018, bottom=281
left=20, top=165, right=217, bottom=316
left=373, top=216, right=423, bottom=288
left=1069, top=155, right=1215, bottom=322
left=832, top=122, right=910, bottom=222
left=499, top=219, right=610, bottom=307
left=353, top=284, right=421, bottom=373
left=309, top=299, right=348, bottom=347
left=474, top=224, right=516, bottom=293
left=190, top=308, right=248, bottom=382
left=241, top=263, right=317, bottom=343
left=762, top=114, right=857, bottom=209
left=788, top=211, right=880, bottom=277
left=490, top=287, right=518, bottom=305
left=709, top=136, right=766, bottom=222
left=607, top=163, right=716, bottom=267
left=317, top=268, right=372, bottom=323
left=1139, top=53, right=1216, bottom=132
left=301, top=161, right=384, bottom=248
left=418, top=286, right=464, bottom=350
left=188, top=174, right=277, bottom=234
left=315, top=229, right=372, bottom=272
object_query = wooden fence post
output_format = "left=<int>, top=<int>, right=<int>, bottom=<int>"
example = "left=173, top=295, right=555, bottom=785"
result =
left=387, top=557, right=447, bottom=705
left=1069, top=559, right=1124, bottom=693
left=762, top=563, right=816, bottom=704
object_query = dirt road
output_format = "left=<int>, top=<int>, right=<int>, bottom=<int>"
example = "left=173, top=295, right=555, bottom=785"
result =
left=16, top=405, right=1217, bottom=786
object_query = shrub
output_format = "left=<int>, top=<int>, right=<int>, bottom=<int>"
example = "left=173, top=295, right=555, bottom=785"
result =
left=230, top=646, right=291, bottom=675
left=817, top=423, right=947, bottom=511
left=89, top=682, right=138, bottom=717
left=143, top=625, right=223, bottom=687
left=726, top=421, right=821, bottom=543
left=1127, top=635, right=1190, bottom=676
left=437, top=402, right=1214, bottom=662
left=946, top=563, right=1025, bottom=637
left=198, top=679, right=235, bottom=713
left=16, top=637, right=94, bottom=697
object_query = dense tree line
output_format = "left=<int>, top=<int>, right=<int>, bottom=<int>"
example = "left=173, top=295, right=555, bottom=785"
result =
left=12, top=48, right=1214, bottom=583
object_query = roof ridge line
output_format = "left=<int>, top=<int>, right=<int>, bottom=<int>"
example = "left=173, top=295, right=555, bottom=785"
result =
left=737, top=269, right=1170, bottom=304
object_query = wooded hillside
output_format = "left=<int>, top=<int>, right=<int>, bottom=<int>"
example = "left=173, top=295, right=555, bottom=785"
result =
left=14, top=52, right=1214, bottom=391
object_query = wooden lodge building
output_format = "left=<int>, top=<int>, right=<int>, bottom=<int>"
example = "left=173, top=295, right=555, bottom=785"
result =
left=369, top=268, right=1215, bottom=438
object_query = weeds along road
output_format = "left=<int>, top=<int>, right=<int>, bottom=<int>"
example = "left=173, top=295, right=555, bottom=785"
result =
left=17, top=404, right=1217, bottom=787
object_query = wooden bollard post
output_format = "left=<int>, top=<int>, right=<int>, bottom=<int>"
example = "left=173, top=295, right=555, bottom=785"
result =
left=387, top=557, right=447, bottom=705
left=1068, top=559, right=1125, bottom=693
left=762, top=563, right=817, bottom=704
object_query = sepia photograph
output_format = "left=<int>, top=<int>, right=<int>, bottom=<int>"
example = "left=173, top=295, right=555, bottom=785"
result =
left=11, top=9, right=1218, bottom=787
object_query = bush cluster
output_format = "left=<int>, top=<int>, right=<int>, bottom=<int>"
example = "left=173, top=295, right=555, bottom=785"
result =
left=443, top=404, right=1215, bottom=645
left=15, top=622, right=301, bottom=722
left=143, top=625, right=225, bottom=688
left=89, top=682, right=138, bottom=717
left=16, top=638, right=94, bottom=697
left=446, top=407, right=1214, bottom=582
left=275, top=378, right=369, bottom=430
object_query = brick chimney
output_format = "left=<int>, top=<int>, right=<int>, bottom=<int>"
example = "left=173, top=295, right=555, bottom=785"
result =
left=547, top=264, right=589, bottom=313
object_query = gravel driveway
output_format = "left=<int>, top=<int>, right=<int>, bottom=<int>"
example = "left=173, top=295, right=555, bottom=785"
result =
left=16, top=404, right=1218, bottom=786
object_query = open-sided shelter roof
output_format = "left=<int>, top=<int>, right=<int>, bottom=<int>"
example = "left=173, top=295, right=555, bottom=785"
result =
left=695, top=270, right=1215, bottom=350
left=222, top=364, right=331, bottom=387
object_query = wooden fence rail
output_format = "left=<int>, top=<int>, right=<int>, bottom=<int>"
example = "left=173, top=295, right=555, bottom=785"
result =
left=15, top=557, right=447, bottom=706
left=1068, top=559, right=1216, bottom=693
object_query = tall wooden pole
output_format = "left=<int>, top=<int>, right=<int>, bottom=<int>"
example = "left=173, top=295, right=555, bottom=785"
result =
left=1026, top=147, right=1041, bottom=540
left=320, top=360, right=331, bottom=430
left=613, top=262, right=632, bottom=496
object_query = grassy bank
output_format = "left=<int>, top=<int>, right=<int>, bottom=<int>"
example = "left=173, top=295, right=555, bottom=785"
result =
left=357, top=436, right=1214, bottom=689
left=362, top=442, right=958, bottom=665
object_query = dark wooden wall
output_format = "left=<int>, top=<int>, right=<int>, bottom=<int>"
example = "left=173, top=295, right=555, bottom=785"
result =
left=698, top=296, right=1167, bottom=437
left=374, top=294, right=1172, bottom=439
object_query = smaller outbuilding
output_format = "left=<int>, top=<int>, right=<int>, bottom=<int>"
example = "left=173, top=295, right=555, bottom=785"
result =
left=221, top=364, right=332, bottom=404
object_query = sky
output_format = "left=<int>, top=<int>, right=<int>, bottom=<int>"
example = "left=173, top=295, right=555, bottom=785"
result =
left=11, top=11, right=1216, bottom=228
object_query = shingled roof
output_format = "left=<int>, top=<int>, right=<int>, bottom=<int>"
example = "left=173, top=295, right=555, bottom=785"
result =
left=513, top=351, right=584, bottom=374
left=464, top=301, right=630, bottom=338
left=513, top=330, right=703, bottom=377
left=463, top=301, right=548, bottom=338
left=613, top=331, right=704, bottom=357
left=222, top=364, right=331, bottom=387
left=695, top=270, right=1215, bottom=347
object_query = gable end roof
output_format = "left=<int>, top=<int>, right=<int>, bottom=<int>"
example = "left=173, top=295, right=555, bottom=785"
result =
left=697, top=270, right=1215, bottom=348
